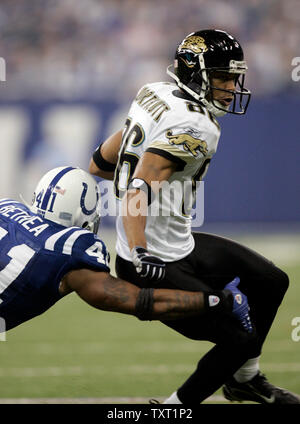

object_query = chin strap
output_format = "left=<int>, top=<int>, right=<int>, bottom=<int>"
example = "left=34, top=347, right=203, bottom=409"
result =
left=167, top=64, right=201, bottom=100
left=200, top=98, right=228, bottom=117
left=167, top=64, right=227, bottom=117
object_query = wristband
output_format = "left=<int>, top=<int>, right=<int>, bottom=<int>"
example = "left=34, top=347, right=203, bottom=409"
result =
left=135, top=288, right=155, bottom=320
left=92, top=144, right=116, bottom=172
left=127, top=178, right=155, bottom=206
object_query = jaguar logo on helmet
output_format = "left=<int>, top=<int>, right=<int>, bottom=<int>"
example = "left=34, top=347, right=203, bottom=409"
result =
left=179, top=35, right=208, bottom=54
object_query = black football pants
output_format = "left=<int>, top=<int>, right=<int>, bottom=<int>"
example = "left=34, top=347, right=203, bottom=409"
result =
left=115, top=232, right=289, bottom=403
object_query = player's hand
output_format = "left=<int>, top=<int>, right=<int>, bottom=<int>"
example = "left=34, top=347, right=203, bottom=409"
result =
left=224, top=277, right=253, bottom=333
left=131, top=246, right=165, bottom=282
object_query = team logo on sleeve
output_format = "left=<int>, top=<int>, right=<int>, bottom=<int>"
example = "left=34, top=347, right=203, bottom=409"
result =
left=166, top=128, right=208, bottom=157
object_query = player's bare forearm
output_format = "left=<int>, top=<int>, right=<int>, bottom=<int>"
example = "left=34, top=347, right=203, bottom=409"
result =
left=122, top=190, right=148, bottom=249
left=92, top=277, right=206, bottom=320
left=64, top=269, right=138, bottom=313
left=151, top=288, right=205, bottom=320
left=63, top=269, right=205, bottom=320
left=122, top=152, right=177, bottom=250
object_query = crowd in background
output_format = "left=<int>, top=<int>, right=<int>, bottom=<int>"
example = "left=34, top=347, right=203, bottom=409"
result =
left=0, top=0, right=299, bottom=100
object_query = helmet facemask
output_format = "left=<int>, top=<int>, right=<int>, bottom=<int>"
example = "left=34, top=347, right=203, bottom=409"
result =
left=193, top=60, right=251, bottom=116
left=168, top=56, right=251, bottom=117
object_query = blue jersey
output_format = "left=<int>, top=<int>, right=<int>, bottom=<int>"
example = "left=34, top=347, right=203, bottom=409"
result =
left=0, top=199, right=110, bottom=331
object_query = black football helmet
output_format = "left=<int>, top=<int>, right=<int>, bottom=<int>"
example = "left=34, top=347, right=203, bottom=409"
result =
left=167, top=29, right=251, bottom=116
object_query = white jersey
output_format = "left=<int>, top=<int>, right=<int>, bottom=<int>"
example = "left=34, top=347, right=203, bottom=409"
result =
left=115, top=82, right=221, bottom=262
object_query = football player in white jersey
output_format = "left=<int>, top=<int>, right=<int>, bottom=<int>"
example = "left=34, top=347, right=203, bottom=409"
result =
left=89, top=30, right=299, bottom=404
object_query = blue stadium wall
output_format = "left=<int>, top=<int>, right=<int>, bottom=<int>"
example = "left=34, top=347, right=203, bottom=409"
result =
left=0, top=93, right=299, bottom=224
left=206, top=93, right=299, bottom=223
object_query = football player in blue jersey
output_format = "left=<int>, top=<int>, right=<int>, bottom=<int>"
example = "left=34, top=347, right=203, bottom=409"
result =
left=0, top=166, right=250, bottom=333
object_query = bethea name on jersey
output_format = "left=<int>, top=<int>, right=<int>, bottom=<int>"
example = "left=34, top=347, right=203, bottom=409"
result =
left=135, top=86, right=170, bottom=122
left=0, top=200, right=49, bottom=236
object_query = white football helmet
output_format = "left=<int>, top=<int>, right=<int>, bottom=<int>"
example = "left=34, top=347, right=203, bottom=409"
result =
left=30, top=166, right=101, bottom=233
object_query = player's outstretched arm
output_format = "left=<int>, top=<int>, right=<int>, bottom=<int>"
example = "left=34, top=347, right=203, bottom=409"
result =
left=61, top=268, right=208, bottom=320
left=60, top=269, right=253, bottom=327
left=89, top=129, right=122, bottom=180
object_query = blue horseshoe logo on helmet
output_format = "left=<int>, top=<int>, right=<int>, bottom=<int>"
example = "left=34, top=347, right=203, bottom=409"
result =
left=80, top=182, right=99, bottom=215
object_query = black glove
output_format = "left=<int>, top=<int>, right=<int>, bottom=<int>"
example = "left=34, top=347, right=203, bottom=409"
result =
left=131, top=246, right=166, bottom=282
